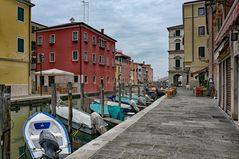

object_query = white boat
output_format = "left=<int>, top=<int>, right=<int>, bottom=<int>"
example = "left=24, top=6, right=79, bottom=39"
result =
left=23, top=112, right=71, bottom=159
left=94, top=99, right=132, bottom=109
left=56, top=106, right=97, bottom=135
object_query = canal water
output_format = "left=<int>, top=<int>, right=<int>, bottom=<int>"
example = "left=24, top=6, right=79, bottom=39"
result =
left=11, top=98, right=101, bottom=159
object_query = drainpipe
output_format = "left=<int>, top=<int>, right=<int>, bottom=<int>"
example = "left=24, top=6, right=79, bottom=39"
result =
left=80, top=24, right=83, bottom=83
left=28, top=5, right=31, bottom=95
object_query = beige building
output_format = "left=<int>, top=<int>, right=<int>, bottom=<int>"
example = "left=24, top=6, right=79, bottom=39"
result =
left=206, top=0, right=239, bottom=120
left=183, top=0, right=209, bottom=87
left=0, top=0, right=34, bottom=96
left=167, top=24, right=187, bottom=86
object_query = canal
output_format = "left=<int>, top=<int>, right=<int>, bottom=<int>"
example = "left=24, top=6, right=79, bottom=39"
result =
left=11, top=97, right=101, bottom=159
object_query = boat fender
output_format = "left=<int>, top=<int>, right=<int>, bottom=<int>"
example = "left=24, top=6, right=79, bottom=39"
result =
left=138, top=97, right=147, bottom=106
left=91, top=112, right=108, bottom=134
left=129, top=100, right=140, bottom=113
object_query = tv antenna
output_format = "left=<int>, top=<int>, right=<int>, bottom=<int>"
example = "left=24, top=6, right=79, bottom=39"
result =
left=82, top=0, right=89, bottom=24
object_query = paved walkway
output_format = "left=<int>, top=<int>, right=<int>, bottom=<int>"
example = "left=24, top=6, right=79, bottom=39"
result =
left=68, top=88, right=239, bottom=159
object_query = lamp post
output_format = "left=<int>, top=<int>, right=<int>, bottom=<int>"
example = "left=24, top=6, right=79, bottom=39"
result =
left=39, top=53, right=44, bottom=96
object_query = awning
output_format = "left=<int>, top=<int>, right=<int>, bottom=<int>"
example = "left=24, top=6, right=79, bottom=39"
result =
left=191, top=67, right=208, bottom=76
left=215, top=0, right=239, bottom=44
left=35, top=68, right=74, bottom=76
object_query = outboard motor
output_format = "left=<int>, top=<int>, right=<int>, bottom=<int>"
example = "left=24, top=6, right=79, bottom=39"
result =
left=129, top=100, right=140, bottom=113
left=39, top=130, right=61, bottom=159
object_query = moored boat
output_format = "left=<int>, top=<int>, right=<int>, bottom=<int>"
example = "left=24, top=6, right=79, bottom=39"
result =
left=23, top=112, right=71, bottom=159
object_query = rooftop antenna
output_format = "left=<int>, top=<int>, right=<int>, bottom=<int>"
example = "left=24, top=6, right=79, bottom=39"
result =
left=82, top=0, right=89, bottom=24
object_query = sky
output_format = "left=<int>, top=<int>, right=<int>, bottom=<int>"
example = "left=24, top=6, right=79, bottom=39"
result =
left=31, top=0, right=191, bottom=80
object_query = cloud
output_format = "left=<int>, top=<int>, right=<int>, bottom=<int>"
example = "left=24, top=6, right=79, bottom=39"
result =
left=32, top=0, right=190, bottom=79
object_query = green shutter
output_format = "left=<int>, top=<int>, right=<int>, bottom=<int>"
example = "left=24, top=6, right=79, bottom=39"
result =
left=176, top=43, right=180, bottom=50
left=175, top=59, right=180, bottom=68
left=17, top=7, right=24, bottom=21
left=18, top=38, right=24, bottom=53
left=176, top=30, right=180, bottom=36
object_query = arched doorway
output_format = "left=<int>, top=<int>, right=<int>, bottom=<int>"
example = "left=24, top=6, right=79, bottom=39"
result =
left=173, top=74, right=182, bottom=87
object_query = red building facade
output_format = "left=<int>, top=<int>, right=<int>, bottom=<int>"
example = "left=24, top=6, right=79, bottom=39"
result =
left=36, top=22, right=117, bottom=92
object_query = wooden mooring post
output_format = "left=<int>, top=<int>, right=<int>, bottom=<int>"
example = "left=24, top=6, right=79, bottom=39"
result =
left=138, top=84, right=140, bottom=97
left=118, top=81, right=122, bottom=108
left=100, top=79, right=104, bottom=118
left=67, top=82, right=73, bottom=146
left=79, top=83, right=85, bottom=112
left=129, top=83, right=132, bottom=100
left=0, top=85, right=11, bottom=159
left=51, top=83, right=57, bottom=117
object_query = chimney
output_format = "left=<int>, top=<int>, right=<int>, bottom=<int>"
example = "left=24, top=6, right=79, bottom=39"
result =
left=101, top=29, right=104, bottom=34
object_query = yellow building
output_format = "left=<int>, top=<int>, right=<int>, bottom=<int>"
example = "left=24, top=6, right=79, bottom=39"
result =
left=0, top=0, right=34, bottom=96
left=183, top=0, right=209, bottom=87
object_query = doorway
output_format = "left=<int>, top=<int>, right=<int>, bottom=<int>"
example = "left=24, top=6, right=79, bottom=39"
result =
left=173, top=74, right=182, bottom=87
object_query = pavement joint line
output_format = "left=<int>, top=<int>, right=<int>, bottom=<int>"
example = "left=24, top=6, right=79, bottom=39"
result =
left=66, top=95, right=167, bottom=159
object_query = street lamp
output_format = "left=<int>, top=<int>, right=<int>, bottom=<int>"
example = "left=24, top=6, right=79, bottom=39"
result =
left=39, top=53, right=44, bottom=96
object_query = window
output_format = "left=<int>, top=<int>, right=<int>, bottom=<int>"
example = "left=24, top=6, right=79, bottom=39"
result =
left=107, top=43, right=110, bottom=51
left=48, top=76, right=55, bottom=87
left=84, top=76, right=88, bottom=84
left=32, top=41, right=36, bottom=51
left=32, top=26, right=35, bottom=33
left=175, top=30, right=180, bottom=36
left=112, top=45, right=115, bottom=53
left=93, top=76, right=96, bottom=84
left=84, top=52, right=88, bottom=62
left=198, top=26, right=205, bottom=36
left=72, top=50, right=78, bottom=61
left=175, top=59, right=180, bottom=68
left=92, top=53, right=96, bottom=63
left=92, top=36, right=96, bottom=46
left=72, top=31, right=78, bottom=41
left=107, top=77, right=110, bottom=83
left=49, top=34, right=55, bottom=44
left=37, top=36, right=43, bottom=45
left=112, top=59, right=115, bottom=67
left=17, top=38, right=24, bottom=53
left=99, top=37, right=105, bottom=48
left=17, top=7, right=24, bottom=22
left=74, top=76, right=78, bottom=83
left=49, top=52, right=55, bottom=62
left=99, top=55, right=104, bottom=65
left=198, top=7, right=205, bottom=16
left=40, top=76, right=44, bottom=86
left=106, top=57, right=109, bottom=66
left=37, top=53, right=44, bottom=63
left=198, top=47, right=205, bottom=58
left=175, top=43, right=180, bottom=50
left=84, top=32, right=88, bottom=42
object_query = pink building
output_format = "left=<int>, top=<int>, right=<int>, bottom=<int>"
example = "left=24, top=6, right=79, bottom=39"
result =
left=115, top=51, right=131, bottom=85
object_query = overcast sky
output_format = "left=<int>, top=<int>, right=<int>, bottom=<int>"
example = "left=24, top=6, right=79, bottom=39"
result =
left=32, top=0, right=191, bottom=80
